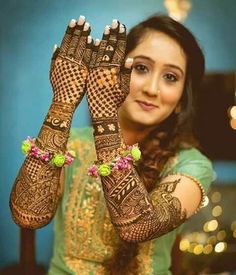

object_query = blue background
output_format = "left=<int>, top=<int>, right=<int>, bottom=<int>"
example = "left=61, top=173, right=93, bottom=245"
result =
left=1, top=0, right=236, bottom=269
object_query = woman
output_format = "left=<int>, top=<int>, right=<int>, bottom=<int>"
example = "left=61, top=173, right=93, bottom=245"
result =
left=10, top=14, right=213, bottom=274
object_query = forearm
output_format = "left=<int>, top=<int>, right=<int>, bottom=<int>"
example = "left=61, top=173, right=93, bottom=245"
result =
left=94, top=120, right=186, bottom=242
left=10, top=101, right=75, bottom=229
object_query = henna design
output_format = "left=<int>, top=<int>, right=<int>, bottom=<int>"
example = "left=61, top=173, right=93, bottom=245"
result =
left=87, top=21, right=186, bottom=242
left=103, top=170, right=186, bottom=242
left=10, top=18, right=93, bottom=228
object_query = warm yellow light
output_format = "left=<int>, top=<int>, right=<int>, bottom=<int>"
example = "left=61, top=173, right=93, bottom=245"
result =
left=233, top=229, right=236, bottom=238
left=231, top=221, right=236, bottom=231
left=230, top=106, right=236, bottom=119
left=179, top=239, right=190, bottom=251
left=214, top=242, right=227, bottom=253
left=207, top=236, right=217, bottom=245
left=203, top=221, right=218, bottom=232
left=211, top=192, right=221, bottom=203
left=203, top=222, right=210, bottom=232
left=188, top=243, right=197, bottom=253
left=212, top=205, right=222, bottom=217
left=205, top=220, right=218, bottom=232
left=203, top=244, right=213, bottom=254
left=230, top=118, right=236, bottom=130
left=217, top=230, right=226, bottom=241
left=193, top=244, right=203, bottom=255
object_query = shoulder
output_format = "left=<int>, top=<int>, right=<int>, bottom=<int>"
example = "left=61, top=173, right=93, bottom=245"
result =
left=162, top=146, right=214, bottom=194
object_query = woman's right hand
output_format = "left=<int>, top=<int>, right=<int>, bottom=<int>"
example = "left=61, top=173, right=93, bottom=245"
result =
left=50, top=16, right=93, bottom=108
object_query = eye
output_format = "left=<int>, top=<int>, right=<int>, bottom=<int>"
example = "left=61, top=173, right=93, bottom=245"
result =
left=133, top=64, right=149, bottom=74
left=163, top=73, right=178, bottom=82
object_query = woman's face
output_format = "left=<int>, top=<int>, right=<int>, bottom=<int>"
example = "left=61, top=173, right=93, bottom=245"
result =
left=119, top=30, right=187, bottom=130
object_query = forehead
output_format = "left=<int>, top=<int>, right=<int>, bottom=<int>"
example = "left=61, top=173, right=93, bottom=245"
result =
left=128, top=30, right=187, bottom=69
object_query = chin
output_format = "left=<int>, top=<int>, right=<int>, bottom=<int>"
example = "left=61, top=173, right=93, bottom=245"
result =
left=129, top=114, right=161, bottom=128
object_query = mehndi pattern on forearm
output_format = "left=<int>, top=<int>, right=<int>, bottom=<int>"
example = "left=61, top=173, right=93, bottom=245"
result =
left=101, top=169, right=186, bottom=242
left=10, top=17, right=93, bottom=229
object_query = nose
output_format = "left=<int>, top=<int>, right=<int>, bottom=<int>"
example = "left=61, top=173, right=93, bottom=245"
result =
left=142, top=74, right=159, bottom=97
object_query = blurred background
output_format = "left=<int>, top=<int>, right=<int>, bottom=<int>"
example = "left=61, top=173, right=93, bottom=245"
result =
left=0, top=0, right=236, bottom=274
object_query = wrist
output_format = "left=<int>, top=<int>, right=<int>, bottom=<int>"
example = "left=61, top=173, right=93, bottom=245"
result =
left=37, top=101, right=75, bottom=152
left=92, top=117, right=124, bottom=161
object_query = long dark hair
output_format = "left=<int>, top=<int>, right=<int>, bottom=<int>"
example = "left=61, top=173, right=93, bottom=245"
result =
left=104, top=14, right=205, bottom=274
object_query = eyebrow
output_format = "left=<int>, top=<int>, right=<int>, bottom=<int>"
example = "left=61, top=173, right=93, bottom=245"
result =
left=133, top=55, right=185, bottom=76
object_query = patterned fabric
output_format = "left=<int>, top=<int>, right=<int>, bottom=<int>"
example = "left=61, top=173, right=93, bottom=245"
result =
left=48, top=127, right=213, bottom=275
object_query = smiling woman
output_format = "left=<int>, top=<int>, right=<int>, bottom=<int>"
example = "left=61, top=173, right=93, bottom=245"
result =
left=119, top=31, right=187, bottom=139
left=9, top=14, right=213, bottom=274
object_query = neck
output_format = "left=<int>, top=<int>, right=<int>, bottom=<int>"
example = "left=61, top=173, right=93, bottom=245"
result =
left=118, top=114, right=155, bottom=146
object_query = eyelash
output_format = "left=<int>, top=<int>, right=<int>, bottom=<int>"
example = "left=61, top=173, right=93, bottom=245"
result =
left=163, top=73, right=178, bottom=83
left=133, top=64, right=149, bottom=73
left=133, top=64, right=179, bottom=82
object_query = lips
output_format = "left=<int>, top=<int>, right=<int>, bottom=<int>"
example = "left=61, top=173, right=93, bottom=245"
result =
left=136, top=100, right=158, bottom=111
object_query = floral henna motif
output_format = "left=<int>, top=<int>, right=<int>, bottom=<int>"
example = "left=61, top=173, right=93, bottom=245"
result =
left=87, top=20, right=186, bottom=242
left=10, top=17, right=93, bottom=228
left=87, top=21, right=130, bottom=163
left=103, top=171, right=187, bottom=242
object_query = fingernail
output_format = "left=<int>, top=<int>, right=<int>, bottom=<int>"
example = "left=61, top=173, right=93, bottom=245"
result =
left=78, top=15, right=85, bottom=25
left=119, top=24, right=125, bottom=33
left=104, top=25, right=110, bottom=35
left=53, top=44, right=58, bottom=53
left=87, top=36, right=92, bottom=43
left=112, top=19, right=118, bottom=29
left=84, top=22, right=90, bottom=31
left=69, top=19, right=76, bottom=28
left=125, top=58, right=133, bottom=68
left=95, top=39, right=100, bottom=46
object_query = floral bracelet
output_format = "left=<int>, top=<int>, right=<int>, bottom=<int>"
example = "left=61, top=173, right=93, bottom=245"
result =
left=21, top=136, right=76, bottom=167
left=88, top=145, right=141, bottom=178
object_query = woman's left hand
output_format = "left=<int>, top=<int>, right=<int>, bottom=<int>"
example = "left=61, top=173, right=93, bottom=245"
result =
left=86, top=20, right=132, bottom=121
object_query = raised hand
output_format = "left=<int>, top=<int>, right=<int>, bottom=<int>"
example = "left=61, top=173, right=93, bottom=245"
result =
left=50, top=16, right=93, bottom=107
left=87, top=20, right=132, bottom=120
left=86, top=20, right=132, bottom=162
left=9, top=16, right=93, bottom=229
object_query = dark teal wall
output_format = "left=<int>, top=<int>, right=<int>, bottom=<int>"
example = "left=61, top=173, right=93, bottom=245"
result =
left=1, top=0, right=236, bottom=269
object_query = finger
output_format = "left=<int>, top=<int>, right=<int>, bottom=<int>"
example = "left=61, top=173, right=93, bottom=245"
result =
left=94, top=25, right=110, bottom=66
left=124, top=57, right=133, bottom=70
left=111, top=23, right=127, bottom=65
left=100, top=19, right=119, bottom=65
left=74, top=22, right=91, bottom=62
left=59, top=19, right=77, bottom=56
left=67, top=16, right=86, bottom=57
left=90, top=39, right=100, bottom=67
left=82, top=35, right=93, bottom=65
left=50, top=44, right=60, bottom=73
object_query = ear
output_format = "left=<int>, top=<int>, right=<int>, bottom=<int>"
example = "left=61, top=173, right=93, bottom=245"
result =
left=174, top=104, right=181, bottom=114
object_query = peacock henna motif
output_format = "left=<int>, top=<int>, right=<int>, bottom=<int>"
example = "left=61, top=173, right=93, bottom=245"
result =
left=102, top=169, right=186, bottom=242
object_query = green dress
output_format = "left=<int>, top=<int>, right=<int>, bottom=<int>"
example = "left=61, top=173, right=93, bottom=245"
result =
left=48, top=128, right=213, bottom=275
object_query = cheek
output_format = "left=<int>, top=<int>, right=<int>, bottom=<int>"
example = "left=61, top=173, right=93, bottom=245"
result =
left=160, top=84, right=184, bottom=106
left=129, top=72, right=143, bottom=95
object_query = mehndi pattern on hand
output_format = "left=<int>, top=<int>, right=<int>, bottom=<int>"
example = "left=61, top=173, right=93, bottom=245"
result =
left=10, top=16, right=93, bottom=229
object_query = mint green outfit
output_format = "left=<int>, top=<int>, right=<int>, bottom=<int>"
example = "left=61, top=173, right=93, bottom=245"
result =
left=48, top=128, right=213, bottom=275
